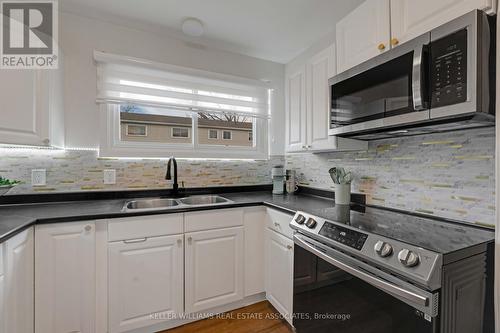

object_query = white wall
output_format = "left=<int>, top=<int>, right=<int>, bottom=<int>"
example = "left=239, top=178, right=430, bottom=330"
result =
left=60, top=11, right=285, bottom=155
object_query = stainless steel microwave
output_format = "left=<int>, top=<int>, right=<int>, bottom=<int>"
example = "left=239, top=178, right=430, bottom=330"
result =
left=329, top=10, right=495, bottom=140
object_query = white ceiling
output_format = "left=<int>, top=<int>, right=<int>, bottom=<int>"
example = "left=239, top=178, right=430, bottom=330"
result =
left=60, top=0, right=364, bottom=64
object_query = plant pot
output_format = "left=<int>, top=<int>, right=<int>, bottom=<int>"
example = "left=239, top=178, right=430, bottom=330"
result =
left=334, top=183, right=351, bottom=205
left=0, top=185, right=14, bottom=196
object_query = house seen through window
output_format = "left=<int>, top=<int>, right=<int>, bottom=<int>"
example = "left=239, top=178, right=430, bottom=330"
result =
left=96, top=53, right=270, bottom=158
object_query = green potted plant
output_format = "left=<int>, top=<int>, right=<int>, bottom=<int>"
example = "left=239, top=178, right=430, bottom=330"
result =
left=0, top=176, right=21, bottom=195
left=328, top=167, right=353, bottom=205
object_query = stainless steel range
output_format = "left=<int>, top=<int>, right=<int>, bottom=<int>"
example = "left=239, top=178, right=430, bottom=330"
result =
left=289, top=205, right=493, bottom=333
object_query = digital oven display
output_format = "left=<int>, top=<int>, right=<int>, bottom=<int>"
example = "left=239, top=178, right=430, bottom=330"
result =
left=318, top=222, right=368, bottom=250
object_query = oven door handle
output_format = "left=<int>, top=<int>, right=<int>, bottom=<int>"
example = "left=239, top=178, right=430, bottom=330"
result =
left=294, top=234, right=429, bottom=307
left=412, top=45, right=426, bottom=111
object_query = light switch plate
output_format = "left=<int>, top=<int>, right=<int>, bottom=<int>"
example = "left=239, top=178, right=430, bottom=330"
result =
left=103, top=169, right=116, bottom=185
left=31, top=169, right=46, bottom=186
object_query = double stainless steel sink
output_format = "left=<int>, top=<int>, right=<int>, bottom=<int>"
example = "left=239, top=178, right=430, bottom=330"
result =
left=123, top=195, right=233, bottom=212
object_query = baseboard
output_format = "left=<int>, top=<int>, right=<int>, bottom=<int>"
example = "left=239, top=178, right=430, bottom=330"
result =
left=129, top=293, right=267, bottom=333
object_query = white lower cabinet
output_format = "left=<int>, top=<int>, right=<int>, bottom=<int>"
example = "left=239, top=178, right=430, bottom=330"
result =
left=108, top=234, right=184, bottom=333
left=4, top=228, right=34, bottom=333
left=0, top=241, right=4, bottom=333
left=35, top=222, right=96, bottom=333
left=185, top=226, right=244, bottom=313
left=265, top=228, right=294, bottom=325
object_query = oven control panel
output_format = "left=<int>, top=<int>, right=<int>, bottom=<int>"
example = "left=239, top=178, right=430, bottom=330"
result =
left=318, top=222, right=368, bottom=250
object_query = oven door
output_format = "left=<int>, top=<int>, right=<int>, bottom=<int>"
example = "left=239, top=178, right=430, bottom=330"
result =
left=293, top=234, right=439, bottom=333
left=329, top=33, right=431, bottom=137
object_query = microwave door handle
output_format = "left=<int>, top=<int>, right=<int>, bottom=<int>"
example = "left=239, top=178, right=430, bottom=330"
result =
left=293, top=234, right=429, bottom=307
left=412, top=46, right=425, bottom=111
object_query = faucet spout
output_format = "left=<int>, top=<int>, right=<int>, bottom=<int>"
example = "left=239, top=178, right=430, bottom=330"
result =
left=165, top=157, right=179, bottom=195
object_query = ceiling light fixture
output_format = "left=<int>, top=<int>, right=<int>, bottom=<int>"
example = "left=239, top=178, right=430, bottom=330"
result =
left=181, top=18, right=204, bottom=37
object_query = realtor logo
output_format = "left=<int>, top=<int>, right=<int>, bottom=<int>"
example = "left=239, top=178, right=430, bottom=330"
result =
left=1, top=0, right=58, bottom=69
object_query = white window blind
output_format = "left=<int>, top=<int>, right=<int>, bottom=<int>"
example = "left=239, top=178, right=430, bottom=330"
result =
left=95, top=53, right=270, bottom=119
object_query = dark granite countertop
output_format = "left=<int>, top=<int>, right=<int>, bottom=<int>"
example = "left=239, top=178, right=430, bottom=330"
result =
left=0, top=191, right=494, bottom=259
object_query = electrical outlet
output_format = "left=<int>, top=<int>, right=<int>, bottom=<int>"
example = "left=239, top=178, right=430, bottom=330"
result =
left=103, top=169, right=116, bottom=185
left=31, top=169, right=46, bottom=186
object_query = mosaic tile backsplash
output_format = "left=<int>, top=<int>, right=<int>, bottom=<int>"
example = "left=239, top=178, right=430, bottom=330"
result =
left=286, top=127, right=495, bottom=227
left=0, top=149, right=284, bottom=194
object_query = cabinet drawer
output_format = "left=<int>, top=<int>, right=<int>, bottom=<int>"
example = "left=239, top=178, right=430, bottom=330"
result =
left=266, top=208, right=294, bottom=239
left=184, top=208, right=244, bottom=232
left=108, top=214, right=183, bottom=242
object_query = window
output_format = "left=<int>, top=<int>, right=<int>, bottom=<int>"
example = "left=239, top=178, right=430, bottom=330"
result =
left=172, top=127, right=190, bottom=138
left=95, top=52, right=270, bottom=159
left=125, top=124, right=147, bottom=136
left=208, top=129, right=218, bottom=139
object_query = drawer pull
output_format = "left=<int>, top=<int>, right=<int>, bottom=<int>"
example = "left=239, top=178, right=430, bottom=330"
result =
left=123, top=237, right=147, bottom=244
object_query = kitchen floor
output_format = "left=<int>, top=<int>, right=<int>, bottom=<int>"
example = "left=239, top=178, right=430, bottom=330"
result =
left=160, top=301, right=293, bottom=333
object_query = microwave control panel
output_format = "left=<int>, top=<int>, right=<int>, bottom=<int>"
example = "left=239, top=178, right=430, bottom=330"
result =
left=430, top=28, right=467, bottom=108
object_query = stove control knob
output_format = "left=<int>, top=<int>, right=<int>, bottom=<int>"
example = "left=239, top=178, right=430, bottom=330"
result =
left=305, top=218, right=317, bottom=229
left=295, top=214, right=306, bottom=225
left=374, top=241, right=393, bottom=257
left=398, top=249, right=420, bottom=267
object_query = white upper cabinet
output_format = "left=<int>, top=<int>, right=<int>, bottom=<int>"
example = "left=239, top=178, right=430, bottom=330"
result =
left=337, top=0, right=496, bottom=73
left=108, top=234, right=184, bottom=333
left=285, top=66, right=307, bottom=152
left=285, top=45, right=368, bottom=153
left=306, top=45, right=336, bottom=151
left=391, top=0, right=496, bottom=45
left=4, top=228, right=34, bottom=333
left=0, top=65, right=64, bottom=147
left=185, top=226, right=244, bottom=313
left=35, top=222, right=96, bottom=333
left=336, top=0, right=391, bottom=73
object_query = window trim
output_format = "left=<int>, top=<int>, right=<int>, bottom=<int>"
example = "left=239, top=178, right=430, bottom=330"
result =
left=171, top=127, right=190, bottom=139
left=208, top=129, right=219, bottom=140
left=125, top=124, right=147, bottom=137
left=222, top=130, right=232, bottom=141
left=100, top=104, right=269, bottom=159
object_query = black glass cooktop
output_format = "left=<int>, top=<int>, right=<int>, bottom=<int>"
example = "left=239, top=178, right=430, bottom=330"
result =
left=308, top=204, right=494, bottom=255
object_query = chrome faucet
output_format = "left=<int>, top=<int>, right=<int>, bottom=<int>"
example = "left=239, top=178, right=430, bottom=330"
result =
left=165, top=157, right=179, bottom=196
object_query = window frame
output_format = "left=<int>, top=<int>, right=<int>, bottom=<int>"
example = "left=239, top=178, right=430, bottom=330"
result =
left=100, top=104, right=269, bottom=159
left=125, top=124, right=147, bottom=137
left=171, top=127, right=190, bottom=139
left=208, top=129, right=219, bottom=140
left=222, top=130, right=233, bottom=140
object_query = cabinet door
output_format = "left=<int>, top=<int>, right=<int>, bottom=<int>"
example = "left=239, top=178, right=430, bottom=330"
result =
left=285, top=66, right=307, bottom=152
left=336, top=0, right=391, bottom=73
left=265, top=229, right=293, bottom=325
left=4, top=228, right=34, bottom=333
left=35, top=222, right=95, bottom=333
left=108, top=234, right=184, bottom=333
left=243, top=207, right=266, bottom=297
left=306, top=45, right=337, bottom=151
left=0, top=68, right=63, bottom=147
left=391, top=0, right=495, bottom=46
left=185, top=227, right=244, bottom=313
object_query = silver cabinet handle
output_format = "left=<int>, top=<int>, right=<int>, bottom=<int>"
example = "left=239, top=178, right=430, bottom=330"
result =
left=287, top=245, right=293, bottom=250
left=274, top=222, right=280, bottom=228
left=187, top=236, right=192, bottom=244
left=177, top=238, right=182, bottom=245
left=84, top=224, right=92, bottom=232
left=123, top=237, right=147, bottom=244
left=294, top=234, right=429, bottom=308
